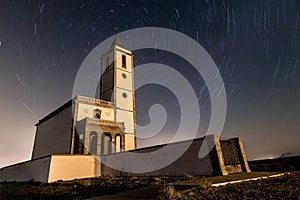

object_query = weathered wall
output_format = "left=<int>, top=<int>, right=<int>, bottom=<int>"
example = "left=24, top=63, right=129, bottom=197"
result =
left=101, top=138, right=214, bottom=176
left=0, top=156, right=51, bottom=182
left=32, top=105, right=73, bottom=160
left=233, top=137, right=251, bottom=173
left=1, top=136, right=251, bottom=183
left=101, top=136, right=251, bottom=176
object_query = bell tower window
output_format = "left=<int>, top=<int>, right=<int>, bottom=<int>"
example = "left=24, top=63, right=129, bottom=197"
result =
left=122, top=55, right=126, bottom=69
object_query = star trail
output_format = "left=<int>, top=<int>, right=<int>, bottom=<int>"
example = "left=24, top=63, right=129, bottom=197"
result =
left=0, top=0, right=299, bottom=167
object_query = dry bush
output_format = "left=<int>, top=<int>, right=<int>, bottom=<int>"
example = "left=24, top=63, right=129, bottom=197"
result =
left=194, top=178, right=212, bottom=189
left=184, top=173, right=212, bottom=189
left=158, top=183, right=182, bottom=200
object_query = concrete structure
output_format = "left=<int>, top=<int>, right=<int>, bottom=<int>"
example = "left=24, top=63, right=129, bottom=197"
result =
left=0, top=37, right=251, bottom=183
left=0, top=136, right=250, bottom=183
left=101, top=136, right=251, bottom=176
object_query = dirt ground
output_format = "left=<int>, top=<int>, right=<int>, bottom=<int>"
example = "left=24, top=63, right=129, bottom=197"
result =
left=0, top=172, right=299, bottom=200
left=161, top=172, right=300, bottom=200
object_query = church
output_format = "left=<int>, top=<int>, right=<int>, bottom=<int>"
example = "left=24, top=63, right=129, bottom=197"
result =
left=0, top=37, right=250, bottom=183
left=32, top=37, right=137, bottom=160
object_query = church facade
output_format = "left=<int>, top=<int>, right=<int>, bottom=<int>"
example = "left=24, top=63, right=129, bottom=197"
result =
left=0, top=37, right=251, bottom=183
left=32, top=37, right=136, bottom=160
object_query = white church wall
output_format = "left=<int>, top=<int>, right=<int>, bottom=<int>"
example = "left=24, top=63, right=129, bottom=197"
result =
left=32, top=104, right=73, bottom=160
left=115, top=109, right=134, bottom=134
left=116, top=69, right=133, bottom=91
left=115, top=88, right=133, bottom=111
left=124, top=134, right=136, bottom=150
left=76, top=103, right=114, bottom=121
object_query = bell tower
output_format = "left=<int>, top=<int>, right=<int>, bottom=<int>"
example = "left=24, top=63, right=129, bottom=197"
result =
left=100, top=36, right=136, bottom=150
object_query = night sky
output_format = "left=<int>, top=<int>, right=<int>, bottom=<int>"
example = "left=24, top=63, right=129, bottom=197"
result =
left=0, top=0, right=299, bottom=168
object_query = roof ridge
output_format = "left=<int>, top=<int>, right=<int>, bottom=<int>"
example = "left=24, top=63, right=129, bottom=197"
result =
left=110, top=35, right=125, bottom=49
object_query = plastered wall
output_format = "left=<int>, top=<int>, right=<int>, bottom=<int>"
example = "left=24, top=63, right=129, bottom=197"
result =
left=48, top=155, right=100, bottom=182
left=76, top=102, right=114, bottom=121
left=101, top=138, right=214, bottom=176
left=0, top=155, right=101, bottom=183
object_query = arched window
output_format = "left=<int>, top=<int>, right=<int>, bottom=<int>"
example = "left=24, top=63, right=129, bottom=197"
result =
left=115, top=134, right=122, bottom=153
left=101, top=133, right=112, bottom=155
left=89, top=132, right=97, bottom=155
left=94, top=109, right=101, bottom=119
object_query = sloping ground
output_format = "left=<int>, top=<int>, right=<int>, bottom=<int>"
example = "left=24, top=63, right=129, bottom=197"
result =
left=87, top=185, right=162, bottom=200
left=172, top=172, right=279, bottom=188
left=0, top=172, right=299, bottom=199
left=0, top=176, right=184, bottom=200
left=162, top=172, right=300, bottom=199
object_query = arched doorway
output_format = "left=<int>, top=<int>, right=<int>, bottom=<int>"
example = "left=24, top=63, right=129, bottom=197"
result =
left=89, top=132, right=97, bottom=154
left=101, top=133, right=112, bottom=155
left=115, top=134, right=122, bottom=153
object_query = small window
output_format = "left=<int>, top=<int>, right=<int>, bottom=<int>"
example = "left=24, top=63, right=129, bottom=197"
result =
left=122, top=55, right=126, bottom=68
left=94, top=109, right=101, bottom=119
left=122, top=92, right=127, bottom=98
left=122, top=73, right=127, bottom=79
left=95, top=113, right=100, bottom=119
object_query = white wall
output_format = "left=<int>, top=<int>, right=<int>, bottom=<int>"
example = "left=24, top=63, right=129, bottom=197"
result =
left=0, top=155, right=101, bottom=183
left=116, top=109, right=134, bottom=134
left=116, top=68, right=133, bottom=91
left=115, top=87, right=133, bottom=111
left=124, top=134, right=135, bottom=150
left=48, top=155, right=100, bottom=182
left=76, top=103, right=114, bottom=121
